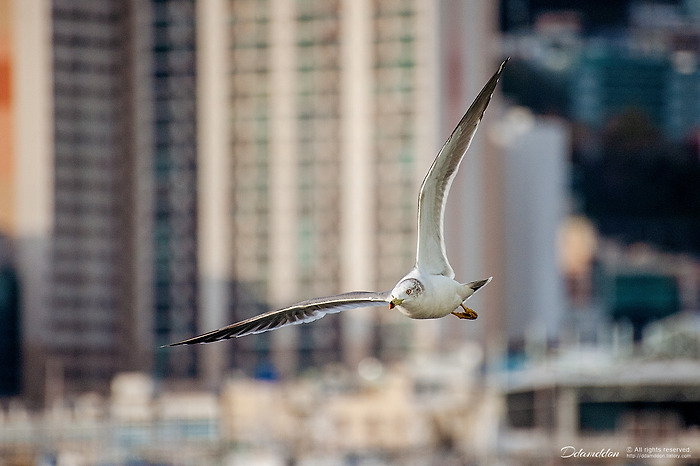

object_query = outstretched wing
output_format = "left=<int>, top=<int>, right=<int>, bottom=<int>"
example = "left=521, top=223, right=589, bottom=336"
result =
left=416, top=59, right=508, bottom=278
left=165, top=291, right=391, bottom=345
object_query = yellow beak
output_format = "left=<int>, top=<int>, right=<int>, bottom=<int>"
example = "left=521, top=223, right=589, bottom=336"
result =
left=389, top=297, right=403, bottom=309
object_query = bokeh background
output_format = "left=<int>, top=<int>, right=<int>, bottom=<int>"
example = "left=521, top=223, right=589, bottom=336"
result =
left=1, top=0, right=700, bottom=464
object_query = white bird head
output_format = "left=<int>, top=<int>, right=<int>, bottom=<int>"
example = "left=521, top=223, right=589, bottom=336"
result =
left=389, top=278, right=424, bottom=309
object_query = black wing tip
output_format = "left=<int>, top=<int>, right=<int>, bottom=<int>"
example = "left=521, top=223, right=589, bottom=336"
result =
left=482, top=58, right=509, bottom=94
left=161, top=333, right=229, bottom=347
left=161, top=339, right=221, bottom=348
left=160, top=340, right=197, bottom=348
left=160, top=340, right=201, bottom=348
left=492, top=57, right=509, bottom=83
left=488, top=57, right=509, bottom=88
left=464, top=58, right=508, bottom=124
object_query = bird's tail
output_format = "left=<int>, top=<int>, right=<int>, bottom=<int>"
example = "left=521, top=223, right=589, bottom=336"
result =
left=467, top=276, right=492, bottom=292
left=459, top=276, right=492, bottom=300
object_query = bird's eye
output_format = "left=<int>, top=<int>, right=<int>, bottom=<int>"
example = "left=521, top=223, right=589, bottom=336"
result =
left=406, top=289, right=412, bottom=295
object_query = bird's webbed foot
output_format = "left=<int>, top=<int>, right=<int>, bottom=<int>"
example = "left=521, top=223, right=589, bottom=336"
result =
left=451, top=303, right=478, bottom=320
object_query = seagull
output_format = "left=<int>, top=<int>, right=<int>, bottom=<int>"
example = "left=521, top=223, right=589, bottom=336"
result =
left=166, top=59, right=507, bottom=346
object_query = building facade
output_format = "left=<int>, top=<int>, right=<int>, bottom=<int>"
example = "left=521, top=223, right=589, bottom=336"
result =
left=215, top=0, right=502, bottom=375
left=8, top=0, right=200, bottom=399
left=224, top=0, right=437, bottom=374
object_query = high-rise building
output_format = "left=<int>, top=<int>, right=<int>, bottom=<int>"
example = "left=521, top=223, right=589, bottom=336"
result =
left=503, top=118, right=568, bottom=347
left=206, top=0, right=503, bottom=376
left=8, top=0, right=200, bottom=399
left=48, top=0, right=199, bottom=392
left=220, top=0, right=438, bottom=374
left=49, top=0, right=141, bottom=394
left=572, top=48, right=700, bottom=141
left=147, top=0, right=199, bottom=379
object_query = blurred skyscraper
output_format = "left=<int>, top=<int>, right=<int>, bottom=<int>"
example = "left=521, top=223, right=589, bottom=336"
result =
left=50, top=0, right=144, bottom=395
left=147, top=0, right=199, bottom=379
left=572, top=48, right=700, bottom=141
left=503, top=118, right=568, bottom=348
left=6, top=0, right=199, bottom=401
left=221, top=0, right=440, bottom=374
left=48, top=0, right=199, bottom=394
left=194, top=0, right=503, bottom=378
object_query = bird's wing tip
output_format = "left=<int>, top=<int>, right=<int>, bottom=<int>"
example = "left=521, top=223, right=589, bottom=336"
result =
left=496, top=58, right=509, bottom=77
left=160, top=339, right=205, bottom=348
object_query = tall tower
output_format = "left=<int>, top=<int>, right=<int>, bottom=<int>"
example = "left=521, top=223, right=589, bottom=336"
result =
left=503, top=120, right=568, bottom=347
left=48, top=0, right=145, bottom=394
left=146, top=0, right=199, bottom=380
left=216, top=0, right=502, bottom=375
left=11, top=0, right=200, bottom=399
left=220, top=0, right=440, bottom=374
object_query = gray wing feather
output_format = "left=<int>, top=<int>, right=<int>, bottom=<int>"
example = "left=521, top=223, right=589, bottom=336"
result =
left=165, top=291, right=391, bottom=345
left=416, top=59, right=508, bottom=277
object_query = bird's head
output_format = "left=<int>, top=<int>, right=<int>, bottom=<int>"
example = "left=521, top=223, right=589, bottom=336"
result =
left=389, top=278, right=424, bottom=309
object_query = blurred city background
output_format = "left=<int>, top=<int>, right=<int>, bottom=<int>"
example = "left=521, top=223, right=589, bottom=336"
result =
left=0, top=0, right=700, bottom=464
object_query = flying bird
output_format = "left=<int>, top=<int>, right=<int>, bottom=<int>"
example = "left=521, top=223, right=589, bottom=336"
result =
left=166, top=59, right=507, bottom=346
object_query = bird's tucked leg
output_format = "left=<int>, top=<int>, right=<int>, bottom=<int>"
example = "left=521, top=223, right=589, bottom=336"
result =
left=451, top=303, right=478, bottom=320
